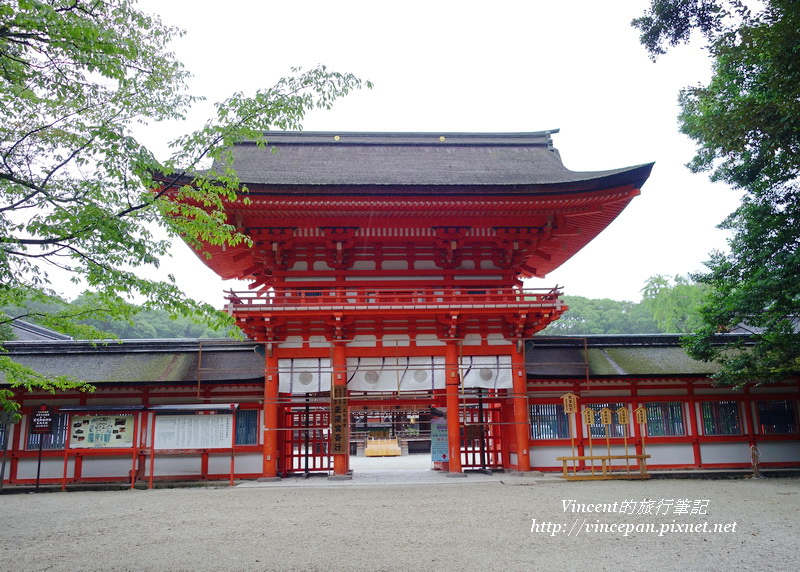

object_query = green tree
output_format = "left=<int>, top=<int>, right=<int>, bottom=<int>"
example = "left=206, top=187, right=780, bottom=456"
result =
left=540, top=295, right=659, bottom=335
left=0, top=0, right=369, bottom=416
left=640, top=274, right=708, bottom=333
left=633, top=1, right=800, bottom=385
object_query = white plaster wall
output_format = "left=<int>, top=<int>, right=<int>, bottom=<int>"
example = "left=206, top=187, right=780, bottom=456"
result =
left=146, top=455, right=202, bottom=477
left=348, top=335, right=377, bottom=348
left=530, top=445, right=573, bottom=468
left=487, top=334, right=512, bottom=346
left=413, top=260, right=439, bottom=270
left=279, top=336, right=304, bottom=349
left=415, top=334, right=444, bottom=347
left=756, top=441, right=800, bottom=463
left=308, top=336, right=329, bottom=349
left=209, top=452, right=261, bottom=474
left=453, top=275, right=502, bottom=281
left=646, top=443, right=694, bottom=465
left=381, top=260, right=408, bottom=270
left=694, top=388, right=747, bottom=395
left=637, top=389, right=689, bottom=396
left=461, top=334, right=511, bottom=346
left=81, top=456, right=133, bottom=478
left=750, top=386, right=799, bottom=394
left=351, top=260, right=376, bottom=270
left=16, top=457, right=74, bottom=479
left=699, top=442, right=751, bottom=464
left=382, top=335, right=410, bottom=347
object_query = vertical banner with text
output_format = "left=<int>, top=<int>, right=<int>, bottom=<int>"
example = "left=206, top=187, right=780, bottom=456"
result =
left=330, top=385, right=348, bottom=455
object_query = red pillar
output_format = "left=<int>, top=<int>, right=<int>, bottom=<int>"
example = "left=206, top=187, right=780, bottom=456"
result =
left=261, top=343, right=280, bottom=480
left=331, top=341, right=349, bottom=477
left=445, top=341, right=463, bottom=474
left=687, top=383, right=702, bottom=468
left=511, top=343, right=531, bottom=471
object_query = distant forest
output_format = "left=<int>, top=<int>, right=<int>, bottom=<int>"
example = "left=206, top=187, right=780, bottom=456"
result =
left=1, top=295, right=232, bottom=340
left=1, top=275, right=706, bottom=340
left=541, top=274, right=707, bottom=335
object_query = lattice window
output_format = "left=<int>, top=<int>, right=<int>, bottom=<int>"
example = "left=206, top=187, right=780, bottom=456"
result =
left=646, top=402, right=686, bottom=436
left=757, top=400, right=799, bottom=435
left=26, top=413, right=69, bottom=450
left=235, top=409, right=260, bottom=445
left=701, top=401, right=742, bottom=436
left=530, top=404, right=570, bottom=439
left=585, top=403, right=627, bottom=438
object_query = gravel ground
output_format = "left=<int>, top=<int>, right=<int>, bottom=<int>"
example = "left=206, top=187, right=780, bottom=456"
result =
left=1, top=466, right=798, bottom=572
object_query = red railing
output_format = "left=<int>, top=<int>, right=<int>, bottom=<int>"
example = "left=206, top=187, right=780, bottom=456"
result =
left=224, top=287, right=564, bottom=311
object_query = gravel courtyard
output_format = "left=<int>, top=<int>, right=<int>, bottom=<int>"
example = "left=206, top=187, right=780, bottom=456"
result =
left=1, top=462, right=798, bottom=572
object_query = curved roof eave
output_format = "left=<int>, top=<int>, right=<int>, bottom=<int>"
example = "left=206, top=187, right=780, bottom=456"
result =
left=155, top=163, right=654, bottom=198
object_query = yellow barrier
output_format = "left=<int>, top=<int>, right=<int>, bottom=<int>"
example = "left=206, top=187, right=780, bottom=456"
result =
left=364, top=437, right=402, bottom=457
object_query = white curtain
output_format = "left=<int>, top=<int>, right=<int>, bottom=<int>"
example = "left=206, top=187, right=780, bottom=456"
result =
left=278, top=358, right=332, bottom=394
left=347, top=356, right=445, bottom=392
left=460, top=355, right=512, bottom=389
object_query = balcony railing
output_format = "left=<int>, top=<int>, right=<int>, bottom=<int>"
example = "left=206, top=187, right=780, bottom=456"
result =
left=224, top=287, right=564, bottom=312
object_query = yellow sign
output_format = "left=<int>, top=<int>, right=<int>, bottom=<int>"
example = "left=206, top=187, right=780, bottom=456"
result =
left=599, top=407, right=613, bottom=425
left=561, top=393, right=578, bottom=414
left=616, top=407, right=630, bottom=425
left=581, top=408, right=595, bottom=425
left=634, top=406, right=648, bottom=425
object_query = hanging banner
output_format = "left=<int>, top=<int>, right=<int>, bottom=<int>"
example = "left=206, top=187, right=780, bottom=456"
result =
left=278, top=358, right=332, bottom=394
left=154, top=414, right=233, bottom=449
left=347, top=356, right=445, bottom=392
left=430, top=407, right=449, bottom=462
left=70, top=415, right=134, bottom=448
left=461, top=355, right=512, bottom=389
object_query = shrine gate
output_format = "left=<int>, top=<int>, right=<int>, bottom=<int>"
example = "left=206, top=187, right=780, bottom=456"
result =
left=158, top=131, right=653, bottom=478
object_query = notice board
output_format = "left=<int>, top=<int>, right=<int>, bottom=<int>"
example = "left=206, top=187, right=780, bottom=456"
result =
left=154, top=414, right=233, bottom=449
left=70, top=415, right=134, bottom=448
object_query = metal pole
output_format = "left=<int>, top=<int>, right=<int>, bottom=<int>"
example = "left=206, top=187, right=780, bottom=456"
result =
left=0, top=417, right=10, bottom=492
left=35, top=434, right=44, bottom=491
left=477, top=388, right=487, bottom=471
left=303, top=397, right=310, bottom=477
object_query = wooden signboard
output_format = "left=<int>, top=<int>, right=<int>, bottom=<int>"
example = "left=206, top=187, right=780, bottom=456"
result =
left=561, top=393, right=578, bottom=414
left=330, top=385, right=348, bottom=455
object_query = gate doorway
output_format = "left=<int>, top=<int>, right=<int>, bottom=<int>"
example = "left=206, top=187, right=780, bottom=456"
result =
left=277, top=391, right=507, bottom=477
left=350, top=403, right=433, bottom=456
left=280, top=399, right=331, bottom=477
left=460, top=389, right=504, bottom=471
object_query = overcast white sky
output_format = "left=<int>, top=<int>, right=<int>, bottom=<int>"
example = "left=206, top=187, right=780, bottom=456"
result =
left=135, top=0, right=742, bottom=306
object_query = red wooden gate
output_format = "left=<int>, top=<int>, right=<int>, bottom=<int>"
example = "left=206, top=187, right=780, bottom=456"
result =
left=280, top=404, right=331, bottom=476
left=460, top=392, right=503, bottom=470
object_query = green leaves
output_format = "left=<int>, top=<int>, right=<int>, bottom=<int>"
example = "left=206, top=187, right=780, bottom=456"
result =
left=641, top=274, right=709, bottom=333
left=0, top=2, right=369, bottom=413
left=634, top=1, right=800, bottom=385
left=0, top=354, right=93, bottom=422
left=540, top=292, right=660, bottom=336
